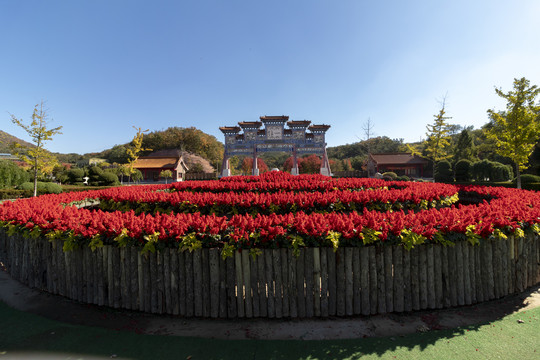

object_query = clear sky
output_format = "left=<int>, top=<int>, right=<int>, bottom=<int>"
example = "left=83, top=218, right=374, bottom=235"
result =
left=1, top=0, right=540, bottom=154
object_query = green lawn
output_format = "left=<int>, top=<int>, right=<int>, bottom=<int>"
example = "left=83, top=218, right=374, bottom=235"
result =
left=0, top=300, right=538, bottom=360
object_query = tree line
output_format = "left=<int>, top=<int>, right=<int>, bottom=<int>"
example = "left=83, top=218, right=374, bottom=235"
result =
left=3, top=77, right=539, bottom=190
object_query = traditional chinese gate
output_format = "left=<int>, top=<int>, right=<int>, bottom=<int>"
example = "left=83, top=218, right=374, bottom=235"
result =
left=220, top=115, right=331, bottom=177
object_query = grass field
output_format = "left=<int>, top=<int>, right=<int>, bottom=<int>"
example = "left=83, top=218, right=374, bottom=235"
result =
left=0, top=300, right=538, bottom=360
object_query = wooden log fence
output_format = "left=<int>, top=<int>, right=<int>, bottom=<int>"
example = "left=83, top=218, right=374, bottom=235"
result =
left=0, top=229, right=539, bottom=319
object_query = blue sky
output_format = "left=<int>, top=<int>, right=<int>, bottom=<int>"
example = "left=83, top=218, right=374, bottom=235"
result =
left=1, top=0, right=540, bottom=154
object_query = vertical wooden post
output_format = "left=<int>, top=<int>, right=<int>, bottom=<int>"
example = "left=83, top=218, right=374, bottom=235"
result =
left=258, top=250, right=268, bottom=318
left=241, top=250, right=252, bottom=318
left=410, top=247, right=420, bottom=310
left=384, top=246, right=394, bottom=313
left=344, top=247, right=354, bottom=316
left=273, top=249, right=283, bottom=318
left=327, top=248, right=337, bottom=316
left=352, top=247, right=361, bottom=315
left=485, top=240, right=495, bottom=300
left=150, top=251, right=159, bottom=313
left=251, top=251, right=260, bottom=318
left=219, top=251, right=228, bottom=318
left=281, top=248, right=290, bottom=317
left=509, top=236, right=516, bottom=294
left=403, top=247, right=412, bottom=312
left=201, top=249, right=211, bottom=317
left=178, top=251, right=187, bottom=316
left=163, top=248, right=171, bottom=314
left=265, top=250, right=275, bottom=318
left=448, top=245, right=458, bottom=307
left=120, top=247, right=128, bottom=309
left=426, top=245, right=435, bottom=309
left=494, top=239, right=503, bottom=298
left=433, top=244, right=443, bottom=308
left=170, top=248, right=179, bottom=315
left=234, top=251, right=244, bottom=318
left=468, top=243, right=477, bottom=304
left=209, top=248, right=220, bottom=318
left=295, top=249, right=305, bottom=317
left=312, top=248, right=321, bottom=317
left=185, top=251, right=194, bottom=317
left=226, top=255, right=236, bottom=318
left=336, top=247, right=346, bottom=316
left=288, top=249, right=298, bottom=318
left=320, top=248, right=328, bottom=317
left=393, top=246, right=404, bottom=312
left=462, top=242, right=472, bottom=305
left=368, top=246, right=378, bottom=314
left=96, top=246, right=105, bottom=307
left=304, top=248, right=314, bottom=317
left=455, top=241, right=465, bottom=306
left=360, top=246, right=370, bottom=315
left=376, top=246, right=386, bottom=314
left=475, top=241, right=484, bottom=303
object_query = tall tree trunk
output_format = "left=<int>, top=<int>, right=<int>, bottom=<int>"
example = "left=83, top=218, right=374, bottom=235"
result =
left=33, top=159, right=38, bottom=197
left=515, top=163, right=521, bottom=189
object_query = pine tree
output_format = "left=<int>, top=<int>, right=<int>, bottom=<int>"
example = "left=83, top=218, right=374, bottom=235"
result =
left=453, top=129, right=475, bottom=162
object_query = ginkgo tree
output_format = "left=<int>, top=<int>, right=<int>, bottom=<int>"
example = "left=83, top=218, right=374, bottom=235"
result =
left=10, top=101, right=62, bottom=197
left=126, top=126, right=151, bottom=183
left=424, top=99, right=453, bottom=164
left=487, top=77, right=540, bottom=189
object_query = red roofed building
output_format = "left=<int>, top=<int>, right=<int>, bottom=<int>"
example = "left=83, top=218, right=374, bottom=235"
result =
left=133, top=149, right=189, bottom=182
left=366, top=153, right=429, bottom=177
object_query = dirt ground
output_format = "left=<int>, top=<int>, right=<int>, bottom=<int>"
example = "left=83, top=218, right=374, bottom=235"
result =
left=1, top=270, right=538, bottom=340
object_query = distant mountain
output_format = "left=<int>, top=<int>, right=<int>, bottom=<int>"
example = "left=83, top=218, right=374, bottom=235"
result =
left=0, top=130, right=34, bottom=153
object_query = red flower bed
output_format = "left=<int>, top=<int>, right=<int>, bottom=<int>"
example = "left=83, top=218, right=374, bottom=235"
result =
left=1, top=172, right=539, bottom=253
left=97, top=180, right=459, bottom=215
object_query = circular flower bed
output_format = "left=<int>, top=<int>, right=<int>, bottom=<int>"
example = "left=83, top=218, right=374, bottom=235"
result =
left=1, top=172, right=539, bottom=255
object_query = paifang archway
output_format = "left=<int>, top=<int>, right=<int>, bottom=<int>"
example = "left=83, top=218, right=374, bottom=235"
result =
left=219, top=115, right=331, bottom=177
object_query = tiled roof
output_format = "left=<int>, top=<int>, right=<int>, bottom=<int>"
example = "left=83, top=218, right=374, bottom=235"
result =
left=219, top=126, right=241, bottom=133
left=239, top=121, right=262, bottom=128
left=133, top=157, right=178, bottom=169
left=370, top=153, right=428, bottom=165
left=308, top=124, right=331, bottom=131
left=260, top=115, right=289, bottom=121
left=287, top=120, right=311, bottom=127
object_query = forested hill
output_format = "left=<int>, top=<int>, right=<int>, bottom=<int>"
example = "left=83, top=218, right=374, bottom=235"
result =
left=142, top=127, right=224, bottom=166
left=95, top=127, right=224, bottom=167
left=0, top=130, right=34, bottom=153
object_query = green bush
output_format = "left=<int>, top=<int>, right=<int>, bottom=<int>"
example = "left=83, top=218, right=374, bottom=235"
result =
left=0, top=189, right=26, bottom=200
left=491, top=164, right=513, bottom=182
left=0, top=160, right=30, bottom=188
left=434, top=160, right=453, bottom=182
left=18, top=181, right=63, bottom=194
left=395, top=175, right=410, bottom=182
left=88, top=166, right=104, bottom=186
left=454, top=159, right=472, bottom=182
left=100, top=171, right=120, bottom=186
left=471, top=160, right=513, bottom=182
left=472, top=159, right=491, bottom=181
left=67, top=168, right=85, bottom=184
left=514, top=174, right=540, bottom=184
left=382, top=172, right=397, bottom=180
